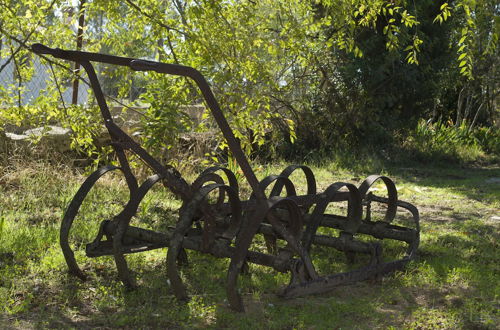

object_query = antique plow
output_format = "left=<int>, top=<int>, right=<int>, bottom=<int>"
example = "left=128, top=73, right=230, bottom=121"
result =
left=32, top=43, right=419, bottom=312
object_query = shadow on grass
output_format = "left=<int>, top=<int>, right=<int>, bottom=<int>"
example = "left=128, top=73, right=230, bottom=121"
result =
left=384, top=165, right=499, bottom=204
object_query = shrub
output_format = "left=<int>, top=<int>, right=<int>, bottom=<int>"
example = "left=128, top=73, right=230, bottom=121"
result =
left=402, top=119, right=498, bottom=164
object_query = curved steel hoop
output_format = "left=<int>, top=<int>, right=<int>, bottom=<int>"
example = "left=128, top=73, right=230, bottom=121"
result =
left=226, top=197, right=317, bottom=312
left=359, top=175, right=398, bottom=223
left=192, top=166, right=240, bottom=212
left=302, top=182, right=363, bottom=252
left=167, top=183, right=242, bottom=301
left=197, top=166, right=240, bottom=194
left=271, top=165, right=317, bottom=197
left=399, top=200, right=420, bottom=258
left=60, top=165, right=125, bottom=279
left=192, top=172, right=226, bottom=208
left=249, top=174, right=298, bottom=254
left=251, top=175, right=297, bottom=199
left=112, top=173, right=167, bottom=288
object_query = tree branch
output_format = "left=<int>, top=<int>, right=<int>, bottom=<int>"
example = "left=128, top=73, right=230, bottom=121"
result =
left=123, top=0, right=188, bottom=36
left=0, top=0, right=58, bottom=74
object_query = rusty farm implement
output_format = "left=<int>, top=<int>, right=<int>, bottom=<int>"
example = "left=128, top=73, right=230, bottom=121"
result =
left=32, top=43, right=420, bottom=312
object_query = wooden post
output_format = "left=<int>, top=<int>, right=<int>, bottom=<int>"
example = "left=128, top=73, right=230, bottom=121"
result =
left=72, top=0, right=86, bottom=105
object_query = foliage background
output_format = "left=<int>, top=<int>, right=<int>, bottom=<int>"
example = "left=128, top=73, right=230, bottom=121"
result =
left=0, top=0, right=498, bottom=163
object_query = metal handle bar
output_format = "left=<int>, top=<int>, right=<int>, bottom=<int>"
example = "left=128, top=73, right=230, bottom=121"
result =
left=31, top=43, right=265, bottom=199
left=33, top=43, right=138, bottom=67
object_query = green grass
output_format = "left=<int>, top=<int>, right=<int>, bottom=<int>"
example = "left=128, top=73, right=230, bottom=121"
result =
left=0, top=159, right=499, bottom=329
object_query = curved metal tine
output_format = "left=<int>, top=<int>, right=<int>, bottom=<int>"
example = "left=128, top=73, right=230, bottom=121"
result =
left=394, top=200, right=420, bottom=258
left=60, top=165, right=123, bottom=279
left=198, top=166, right=239, bottom=195
left=226, top=197, right=317, bottom=312
left=111, top=173, right=166, bottom=289
left=302, top=182, right=363, bottom=253
left=256, top=175, right=297, bottom=199
left=226, top=204, right=269, bottom=312
left=359, top=176, right=420, bottom=260
left=272, top=165, right=317, bottom=197
left=366, top=194, right=420, bottom=258
left=249, top=175, right=297, bottom=254
left=359, top=175, right=398, bottom=223
left=192, top=172, right=226, bottom=208
left=167, top=183, right=240, bottom=301
left=266, top=198, right=316, bottom=280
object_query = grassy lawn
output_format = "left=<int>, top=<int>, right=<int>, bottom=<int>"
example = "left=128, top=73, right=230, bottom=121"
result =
left=0, top=158, right=498, bottom=329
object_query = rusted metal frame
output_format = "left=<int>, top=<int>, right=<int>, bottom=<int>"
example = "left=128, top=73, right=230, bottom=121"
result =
left=88, top=223, right=298, bottom=275
left=31, top=44, right=191, bottom=199
left=79, top=60, right=139, bottom=193
left=32, top=44, right=421, bottom=311
left=60, top=165, right=125, bottom=279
